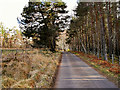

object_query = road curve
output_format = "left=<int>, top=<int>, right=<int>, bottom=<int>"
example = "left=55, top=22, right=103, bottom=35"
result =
left=55, top=52, right=118, bottom=89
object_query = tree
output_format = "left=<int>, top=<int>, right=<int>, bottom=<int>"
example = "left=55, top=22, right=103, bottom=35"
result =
left=0, top=23, right=25, bottom=48
left=18, top=0, right=69, bottom=52
left=67, top=1, right=119, bottom=62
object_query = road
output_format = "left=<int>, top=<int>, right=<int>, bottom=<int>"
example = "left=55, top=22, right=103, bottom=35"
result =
left=55, top=52, right=118, bottom=89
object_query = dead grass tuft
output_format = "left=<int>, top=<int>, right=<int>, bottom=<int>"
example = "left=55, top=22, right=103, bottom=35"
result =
left=2, top=49, right=61, bottom=88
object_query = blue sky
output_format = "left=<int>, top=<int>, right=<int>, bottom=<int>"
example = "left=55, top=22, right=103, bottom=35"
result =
left=0, top=0, right=77, bottom=29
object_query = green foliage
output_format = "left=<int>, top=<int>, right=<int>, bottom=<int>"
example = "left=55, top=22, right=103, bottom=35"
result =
left=18, top=1, right=69, bottom=51
left=75, top=2, right=89, bottom=17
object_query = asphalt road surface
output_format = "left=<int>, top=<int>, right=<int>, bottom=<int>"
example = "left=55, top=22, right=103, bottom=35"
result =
left=55, top=52, right=118, bottom=89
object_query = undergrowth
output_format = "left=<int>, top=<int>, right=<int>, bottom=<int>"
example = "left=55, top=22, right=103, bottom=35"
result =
left=1, top=49, right=61, bottom=88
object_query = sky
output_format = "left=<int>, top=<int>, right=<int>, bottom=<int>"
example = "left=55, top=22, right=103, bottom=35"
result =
left=0, top=0, right=77, bottom=29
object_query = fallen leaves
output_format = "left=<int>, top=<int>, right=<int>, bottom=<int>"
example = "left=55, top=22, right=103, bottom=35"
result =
left=91, top=59, right=120, bottom=74
left=72, top=51, right=120, bottom=75
left=109, top=67, right=120, bottom=74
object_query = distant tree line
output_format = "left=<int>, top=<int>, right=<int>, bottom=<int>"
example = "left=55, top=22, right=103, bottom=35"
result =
left=67, top=1, right=120, bottom=61
left=0, top=23, right=29, bottom=48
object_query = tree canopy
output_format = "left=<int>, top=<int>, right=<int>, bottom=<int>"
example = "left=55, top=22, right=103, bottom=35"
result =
left=18, top=0, right=69, bottom=51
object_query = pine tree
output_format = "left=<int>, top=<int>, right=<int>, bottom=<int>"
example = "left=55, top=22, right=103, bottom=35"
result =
left=18, top=0, right=69, bottom=51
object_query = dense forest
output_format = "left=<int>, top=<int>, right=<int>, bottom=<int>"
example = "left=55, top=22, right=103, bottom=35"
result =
left=67, top=1, right=120, bottom=62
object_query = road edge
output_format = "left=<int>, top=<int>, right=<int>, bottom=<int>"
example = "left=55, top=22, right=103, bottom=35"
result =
left=71, top=52, right=119, bottom=88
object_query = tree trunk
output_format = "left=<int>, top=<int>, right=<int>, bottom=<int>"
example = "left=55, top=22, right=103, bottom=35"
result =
left=100, top=4, right=107, bottom=60
left=106, top=2, right=113, bottom=58
left=94, top=3, right=100, bottom=58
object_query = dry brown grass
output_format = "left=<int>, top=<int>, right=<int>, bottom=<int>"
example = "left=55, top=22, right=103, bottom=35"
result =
left=2, top=49, right=61, bottom=88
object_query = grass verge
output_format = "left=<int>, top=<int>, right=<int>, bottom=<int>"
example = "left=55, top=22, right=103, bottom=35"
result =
left=51, top=52, right=62, bottom=88
left=1, top=49, right=62, bottom=88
